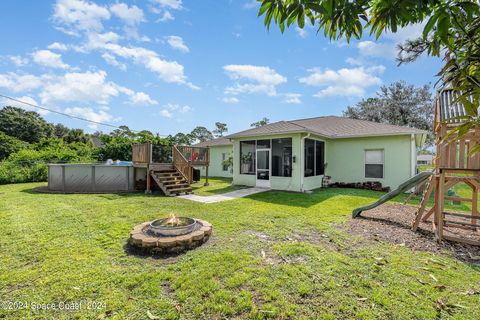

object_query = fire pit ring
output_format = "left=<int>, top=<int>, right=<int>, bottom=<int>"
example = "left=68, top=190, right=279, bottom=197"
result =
left=129, top=217, right=212, bottom=254
left=149, top=217, right=197, bottom=237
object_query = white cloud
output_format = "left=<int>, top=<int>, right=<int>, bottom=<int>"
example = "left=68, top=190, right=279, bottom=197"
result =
left=84, top=31, right=121, bottom=49
left=114, top=85, right=157, bottom=106
left=222, top=97, right=239, bottom=104
left=8, top=56, right=29, bottom=67
left=0, top=72, right=45, bottom=92
left=156, top=11, right=174, bottom=22
left=64, top=106, right=114, bottom=129
left=159, top=109, right=173, bottom=118
left=32, top=50, right=70, bottom=69
left=356, top=23, right=425, bottom=60
left=127, top=91, right=158, bottom=106
left=49, top=0, right=196, bottom=89
left=159, top=102, right=191, bottom=118
left=295, top=27, right=307, bottom=38
left=0, top=70, right=157, bottom=116
left=154, top=0, right=183, bottom=10
left=101, top=53, right=127, bottom=71
left=39, top=71, right=119, bottom=104
left=110, top=3, right=144, bottom=26
left=152, top=0, right=182, bottom=22
left=110, top=3, right=148, bottom=41
left=48, top=42, right=69, bottom=51
left=356, top=41, right=396, bottom=59
left=53, top=0, right=111, bottom=33
left=101, top=43, right=198, bottom=88
left=1, top=96, right=49, bottom=116
left=284, top=93, right=302, bottom=104
left=166, top=36, right=189, bottom=53
left=223, top=64, right=287, bottom=97
left=243, top=1, right=259, bottom=9
left=299, top=66, right=385, bottom=98
left=345, top=57, right=363, bottom=66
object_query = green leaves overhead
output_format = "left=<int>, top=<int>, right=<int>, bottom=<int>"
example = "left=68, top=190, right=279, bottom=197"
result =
left=257, top=0, right=480, bottom=152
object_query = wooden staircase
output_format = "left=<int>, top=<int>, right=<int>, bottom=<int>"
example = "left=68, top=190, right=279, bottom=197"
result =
left=150, top=167, right=192, bottom=196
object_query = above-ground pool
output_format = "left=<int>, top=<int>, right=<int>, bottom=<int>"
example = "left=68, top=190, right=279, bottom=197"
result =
left=48, top=163, right=135, bottom=193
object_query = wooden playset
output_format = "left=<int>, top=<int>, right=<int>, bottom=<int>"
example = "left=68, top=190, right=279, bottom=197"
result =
left=412, top=89, right=480, bottom=245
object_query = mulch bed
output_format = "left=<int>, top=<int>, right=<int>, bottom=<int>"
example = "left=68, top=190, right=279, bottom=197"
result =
left=347, top=204, right=480, bottom=263
left=330, top=181, right=391, bottom=192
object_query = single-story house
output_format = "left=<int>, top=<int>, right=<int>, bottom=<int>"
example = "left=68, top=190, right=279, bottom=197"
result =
left=417, top=154, right=434, bottom=166
left=194, top=116, right=428, bottom=192
left=194, top=137, right=233, bottom=178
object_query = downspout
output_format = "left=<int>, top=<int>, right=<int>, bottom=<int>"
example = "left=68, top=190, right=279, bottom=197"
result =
left=300, top=133, right=311, bottom=192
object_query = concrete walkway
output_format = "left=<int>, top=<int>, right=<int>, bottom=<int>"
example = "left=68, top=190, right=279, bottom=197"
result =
left=178, top=187, right=269, bottom=203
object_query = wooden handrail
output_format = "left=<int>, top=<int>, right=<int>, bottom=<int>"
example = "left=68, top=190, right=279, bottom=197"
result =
left=172, top=145, right=193, bottom=184
left=176, top=146, right=210, bottom=166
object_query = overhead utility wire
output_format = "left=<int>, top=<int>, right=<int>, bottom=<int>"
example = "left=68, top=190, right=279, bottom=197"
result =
left=0, top=93, right=168, bottom=136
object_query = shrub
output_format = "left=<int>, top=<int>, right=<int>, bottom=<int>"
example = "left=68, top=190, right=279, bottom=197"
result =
left=0, top=138, right=95, bottom=184
left=0, top=131, right=28, bottom=160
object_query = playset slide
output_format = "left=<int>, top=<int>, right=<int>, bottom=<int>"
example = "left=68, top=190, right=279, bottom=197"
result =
left=352, top=171, right=433, bottom=218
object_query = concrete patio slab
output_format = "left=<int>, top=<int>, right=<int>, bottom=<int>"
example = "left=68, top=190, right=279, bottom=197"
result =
left=178, top=187, right=269, bottom=203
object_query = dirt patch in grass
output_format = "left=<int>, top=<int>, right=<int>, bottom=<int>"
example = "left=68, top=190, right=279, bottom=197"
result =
left=347, top=204, right=480, bottom=263
left=245, top=229, right=344, bottom=265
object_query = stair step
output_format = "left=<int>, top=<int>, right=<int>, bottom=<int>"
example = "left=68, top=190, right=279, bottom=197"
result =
left=166, top=183, right=190, bottom=189
left=167, top=186, right=192, bottom=193
left=155, top=173, right=181, bottom=177
left=155, top=169, right=177, bottom=173
left=156, top=175, right=183, bottom=180
left=163, top=179, right=188, bottom=185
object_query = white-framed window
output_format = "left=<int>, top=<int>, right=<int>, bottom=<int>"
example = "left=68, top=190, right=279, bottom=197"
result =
left=365, top=149, right=384, bottom=179
left=304, top=138, right=325, bottom=177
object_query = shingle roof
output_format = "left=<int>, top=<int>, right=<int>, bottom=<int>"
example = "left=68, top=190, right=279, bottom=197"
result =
left=226, top=116, right=428, bottom=139
left=192, top=136, right=232, bottom=147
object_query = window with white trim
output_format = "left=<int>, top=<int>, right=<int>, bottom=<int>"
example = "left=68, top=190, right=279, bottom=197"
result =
left=304, top=138, right=325, bottom=177
left=365, top=149, right=384, bottom=179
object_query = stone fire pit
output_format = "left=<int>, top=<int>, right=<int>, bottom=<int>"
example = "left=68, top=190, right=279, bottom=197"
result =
left=129, top=217, right=212, bottom=254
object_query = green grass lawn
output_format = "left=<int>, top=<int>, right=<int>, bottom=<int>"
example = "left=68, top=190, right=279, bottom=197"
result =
left=1, top=179, right=479, bottom=319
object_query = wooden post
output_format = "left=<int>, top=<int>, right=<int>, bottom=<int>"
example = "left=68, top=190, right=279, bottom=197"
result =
left=436, top=171, right=445, bottom=241
left=147, top=141, right=152, bottom=164
left=204, top=165, right=209, bottom=186
left=472, top=186, right=478, bottom=230
left=412, top=176, right=434, bottom=231
left=146, top=166, right=152, bottom=194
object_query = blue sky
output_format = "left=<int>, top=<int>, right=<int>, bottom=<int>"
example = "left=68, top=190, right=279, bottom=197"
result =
left=0, top=0, right=442, bottom=136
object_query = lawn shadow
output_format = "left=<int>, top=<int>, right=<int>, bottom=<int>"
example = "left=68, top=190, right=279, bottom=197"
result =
left=123, top=242, right=185, bottom=263
left=123, top=235, right=217, bottom=263
left=20, top=186, right=162, bottom=198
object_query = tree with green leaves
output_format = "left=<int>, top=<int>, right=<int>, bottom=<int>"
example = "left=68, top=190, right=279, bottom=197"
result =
left=344, top=81, right=434, bottom=146
left=213, top=122, right=228, bottom=137
left=258, top=0, right=480, bottom=145
left=250, top=117, right=270, bottom=128
left=0, top=131, right=28, bottom=160
left=190, top=126, right=214, bottom=143
left=0, top=106, right=53, bottom=143
left=53, top=123, right=70, bottom=138
left=63, top=129, right=90, bottom=144
left=168, top=132, right=194, bottom=146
